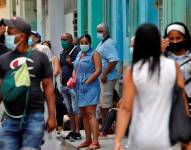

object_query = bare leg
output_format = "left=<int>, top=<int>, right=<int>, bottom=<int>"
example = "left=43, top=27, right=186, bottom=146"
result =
left=80, top=108, right=92, bottom=141
left=68, top=114, right=76, bottom=133
left=86, top=106, right=99, bottom=142
left=75, top=115, right=81, bottom=133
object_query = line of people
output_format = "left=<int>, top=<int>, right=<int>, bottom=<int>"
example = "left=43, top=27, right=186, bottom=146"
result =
left=1, top=15, right=191, bottom=150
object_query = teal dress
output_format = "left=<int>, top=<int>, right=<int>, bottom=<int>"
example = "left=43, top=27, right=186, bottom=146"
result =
left=74, top=49, right=100, bottom=107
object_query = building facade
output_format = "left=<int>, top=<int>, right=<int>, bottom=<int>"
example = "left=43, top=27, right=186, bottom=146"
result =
left=1, top=0, right=191, bottom=61
left=77, top=0, right=191, bottom=66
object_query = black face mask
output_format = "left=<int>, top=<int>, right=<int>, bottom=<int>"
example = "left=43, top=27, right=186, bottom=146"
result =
left=167, top=41, right=186, bottom=52
left=0, top=34, right=5, bottom=44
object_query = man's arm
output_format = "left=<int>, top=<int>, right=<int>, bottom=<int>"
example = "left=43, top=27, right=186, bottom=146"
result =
left=42, top=78, right=56, bottom=132
left=101, top=61, right=118, bottom=83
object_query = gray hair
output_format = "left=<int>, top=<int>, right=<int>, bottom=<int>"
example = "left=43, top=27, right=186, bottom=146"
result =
left=97, top=23, right=110, bottom=34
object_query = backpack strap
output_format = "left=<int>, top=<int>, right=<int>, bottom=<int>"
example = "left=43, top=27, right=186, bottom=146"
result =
left=19, top=89, right=30, bottom=128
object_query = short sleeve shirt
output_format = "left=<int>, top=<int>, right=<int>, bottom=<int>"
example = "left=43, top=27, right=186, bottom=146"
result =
left=96, top=38, right=119, bottom=80
left=168, top=51, right=191, bottom=97
left=0, top=49, right=53, bottom=113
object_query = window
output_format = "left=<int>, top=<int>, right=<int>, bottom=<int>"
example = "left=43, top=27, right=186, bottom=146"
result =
left=73, top=9, right=77, bottom=37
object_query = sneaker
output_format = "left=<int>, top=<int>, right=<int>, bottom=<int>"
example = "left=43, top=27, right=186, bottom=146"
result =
left=74, top=132, right=82, bottom=140
left=65, top=132, right=75, bottom=139
left=56, top=126, right=63, bottom=135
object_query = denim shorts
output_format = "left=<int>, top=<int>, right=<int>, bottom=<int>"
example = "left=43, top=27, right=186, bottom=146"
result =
left=61, top=86, right=80, bottom=115
left=0, top=112, right=45, bottom=150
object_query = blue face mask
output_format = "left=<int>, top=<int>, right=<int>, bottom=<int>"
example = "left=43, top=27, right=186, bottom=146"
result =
left=97, top=33, right=104, bottom=41
left=28, top=37, right=33, bottom=46
left=80, top=45, right=90, bottom=52
left=5, top=35, right=17, bottom=50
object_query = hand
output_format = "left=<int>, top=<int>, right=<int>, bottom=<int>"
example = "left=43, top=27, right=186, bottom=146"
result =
left=101, top=74, right=107, bottom=83
left=46, top=116, right=56, bottom=133
left=161, top=39, right=169, bottom=53
left=114, top=141, right=123, bottom=150
left=66, top=56, right=72, bottom=65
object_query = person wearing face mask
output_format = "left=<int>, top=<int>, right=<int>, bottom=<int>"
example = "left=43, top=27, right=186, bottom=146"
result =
left=29, top=31, right=52, bottom=62
left=73, top=34, right=101, bottom=149
left=59, top=33, right=81, bottom=140
left=0, top=16, right=56, bottom=150
left=162, top=22, right=191, bottom=150
left=96, top=23, right=119, bottom=125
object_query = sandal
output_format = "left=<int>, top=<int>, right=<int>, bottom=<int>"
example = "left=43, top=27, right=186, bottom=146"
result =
left=77, top=140, right=92, bottom=149
left=88, top=142, right=101, bottom=149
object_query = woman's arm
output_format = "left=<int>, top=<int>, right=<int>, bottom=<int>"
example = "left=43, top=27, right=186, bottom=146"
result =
left=85, top=52, right=102, bottom=84
left=114, top=68, right=136, bottom=150
left=52, top=56, right=61, bottom=77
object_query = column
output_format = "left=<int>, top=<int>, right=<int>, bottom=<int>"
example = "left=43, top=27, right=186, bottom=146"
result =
left=88, top=0, right=104, bottom=49
left=47, top=0, right=65, bottom=55
left=77, top=0, right=86, bottom=37
left=116, top=0, right=123, bottom=62
left=36, top=0, right=44, bottom=38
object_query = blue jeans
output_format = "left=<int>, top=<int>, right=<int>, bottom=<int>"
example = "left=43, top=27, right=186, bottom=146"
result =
left=61, top=86, right=79, bottom=115
left=0, top=112, right=45, bottom=150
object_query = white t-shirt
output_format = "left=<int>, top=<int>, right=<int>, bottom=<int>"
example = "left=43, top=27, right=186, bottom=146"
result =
left=35, top=44, right=52, bottom=61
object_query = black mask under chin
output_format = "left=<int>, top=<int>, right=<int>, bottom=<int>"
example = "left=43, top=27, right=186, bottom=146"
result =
left=167, top=41, right=186, bottom=52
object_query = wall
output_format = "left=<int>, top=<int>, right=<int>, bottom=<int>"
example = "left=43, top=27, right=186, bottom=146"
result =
left=64, top=12, right=74, bottom=35
left=0, top=0, right=11, bottom=19
left=46, top=0, right=65, bottom=55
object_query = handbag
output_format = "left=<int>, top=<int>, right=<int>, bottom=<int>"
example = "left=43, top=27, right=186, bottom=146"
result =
left=66, top=54, right=84, bottom=89
left=169, top=63, right=191, bottom=145
left=67, top=75, right=77, bottom=89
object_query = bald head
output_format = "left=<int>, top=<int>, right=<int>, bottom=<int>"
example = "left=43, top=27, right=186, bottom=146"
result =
left=61, top=33, right=73, bottom=43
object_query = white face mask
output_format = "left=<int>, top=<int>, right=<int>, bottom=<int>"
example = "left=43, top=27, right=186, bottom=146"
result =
left=130, top=47, right=134, bottom=54
left=80, top=44, right=90, bottom=52
left=5, top=35, right=18, bottom=50
left=97, top=33, right=104, bottom=41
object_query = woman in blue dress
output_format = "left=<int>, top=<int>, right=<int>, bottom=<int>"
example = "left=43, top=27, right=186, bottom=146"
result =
left=73, top=34, right=101, bottom=149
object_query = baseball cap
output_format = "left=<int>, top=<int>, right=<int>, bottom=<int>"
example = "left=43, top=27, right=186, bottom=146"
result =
left=2, top=16, right=31, bottom=35
left=31, top=31, right=41, bottom=39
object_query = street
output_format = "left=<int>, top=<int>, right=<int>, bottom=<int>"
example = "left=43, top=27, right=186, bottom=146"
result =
left=0, top=103, right=64, bottom=150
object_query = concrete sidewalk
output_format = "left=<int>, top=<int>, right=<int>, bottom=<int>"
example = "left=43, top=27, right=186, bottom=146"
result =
left=58, top=130, right=128, bottom=150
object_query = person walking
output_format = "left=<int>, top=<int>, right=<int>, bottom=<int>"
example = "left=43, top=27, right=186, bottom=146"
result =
left=0, top=16, right=56, bottom=150
left=30, top=31, right=52, bottom=61
left=162, top=22, right=191, bottom=150
left=96, top=23, right=119, bottom=124
left=115, top=23, right=183, bottom=150
left=74, top=34, right=101, bottom=149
